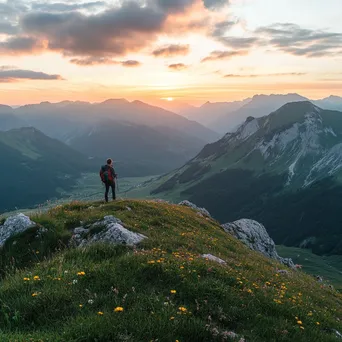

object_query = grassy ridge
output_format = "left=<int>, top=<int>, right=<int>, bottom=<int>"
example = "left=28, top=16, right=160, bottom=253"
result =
left=277, top=246, right=342, bottom=290
left=0, top=200, right=341, bottom=341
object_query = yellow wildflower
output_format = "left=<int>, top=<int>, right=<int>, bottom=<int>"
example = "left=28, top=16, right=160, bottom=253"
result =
left=114, top=307, right=124, bottom=312
left=23, top=277, right=30, bottom=281
left=178, top=307, right=187, bottom=312
left=33, top=276, right=40, bottom=281
left=97, top=312, right=104, bottom=316
left=77, top=271, right=86, bottom=276
left=297, top=321, right=303, bottom=325
left=171, top=290, right=177, bottom=294
left=316, top=322, right=320, bottom=325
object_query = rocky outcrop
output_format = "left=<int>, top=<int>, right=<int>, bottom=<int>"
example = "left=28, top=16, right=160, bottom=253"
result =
left=222, top=219, right=294, bottom=268
left=71, top=215, right=147, bottom=248
left=202, top=254, right=226, bottom=265
left=178, top=200, right=211, bottom=218
left=0, top=213, right=36, bottom=247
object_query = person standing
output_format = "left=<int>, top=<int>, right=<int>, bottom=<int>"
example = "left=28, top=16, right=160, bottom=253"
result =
left=100, top=158, right=117, bottom=202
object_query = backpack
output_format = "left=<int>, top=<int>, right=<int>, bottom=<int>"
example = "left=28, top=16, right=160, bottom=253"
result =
left=100, top=165, right=114, bottom=183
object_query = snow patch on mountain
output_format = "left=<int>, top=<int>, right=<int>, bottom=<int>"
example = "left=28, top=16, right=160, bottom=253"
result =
left=258, top=123, right=299, bottom=159
left=324, top=127, right=337, bottom=137
left=255, top=107, right=342, bottom=185
left=238, top=118, right=259, bottom=140
left=305, top=143, right=342, bottom=186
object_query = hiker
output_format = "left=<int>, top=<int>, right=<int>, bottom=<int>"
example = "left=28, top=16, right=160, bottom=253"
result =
left=100, top=158, right=117, bottom=202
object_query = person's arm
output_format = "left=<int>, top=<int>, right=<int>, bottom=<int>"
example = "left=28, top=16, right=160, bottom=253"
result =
left=112, top=166, right=117, bottom=179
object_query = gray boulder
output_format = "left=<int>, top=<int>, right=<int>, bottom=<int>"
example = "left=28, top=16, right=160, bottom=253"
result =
left=178, top=200, right=211, bottom=218
left=202, top=254, right=226, bottom=265
left=0, top=213, right=36, bottom=246
left=222, top=219, right=295, bottom=268
left=71, top=215, right=147, bottom=248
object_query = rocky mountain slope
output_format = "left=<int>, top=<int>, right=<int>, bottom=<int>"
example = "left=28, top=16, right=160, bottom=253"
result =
left=0, top=127, right=94, bottom=213
left=0, top=199, right=341, bottom=341
left=140, top=102, right=342, bottom=255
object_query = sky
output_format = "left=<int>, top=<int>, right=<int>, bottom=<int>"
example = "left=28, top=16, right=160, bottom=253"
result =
left=0, top=0, right=342, bottom=106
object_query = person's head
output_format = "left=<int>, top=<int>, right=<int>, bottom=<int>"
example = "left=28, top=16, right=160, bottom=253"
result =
left=106, top=158, right=113, bottom=166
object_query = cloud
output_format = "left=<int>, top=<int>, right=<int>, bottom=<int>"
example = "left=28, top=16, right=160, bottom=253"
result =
left=0, top=68, right=64, bottom=82
left=153, top=0, right=197, bottom=13
left=211, top=20, right=236, bottom=38
left=218, top=36, right=260, bottom=49
left=224, top=72, right=307, bottom=78
left=152, top=44, right=190, bottom=57
left=0, top=1, right=29, bottom=20
left=0, top=36, right=44, bottom=55
left=0, top=22, right=19, bottom=35
left=168, top=63, right=188, bottom=70
left=256, top=23, right=342, bottom=57
left=202, top=50, right=248, bottom=62
left=70, top=57, right=141, bottom=67
left=203, top=0, right=229, bottom=10
left=0, top=0, right=216, bottom=58
left=210, top=19, right=259, bottom=49
left=121, top=60, right=141, bottom=67
left=31, top=1, right=107, bottom=12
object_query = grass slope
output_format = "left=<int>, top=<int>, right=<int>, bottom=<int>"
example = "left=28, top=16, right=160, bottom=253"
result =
left=277, top=246, right=342, bottom=290
left=0, top=200, right=341, bottom=341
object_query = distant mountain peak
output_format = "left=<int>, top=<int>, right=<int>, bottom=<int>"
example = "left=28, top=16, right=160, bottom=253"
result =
left=99, top=98, right=129, bottom=106
left=0, top=104, right=13, bottom=112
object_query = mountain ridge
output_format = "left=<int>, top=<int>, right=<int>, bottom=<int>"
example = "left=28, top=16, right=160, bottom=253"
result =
left=130, top=101, right=342, bottom=255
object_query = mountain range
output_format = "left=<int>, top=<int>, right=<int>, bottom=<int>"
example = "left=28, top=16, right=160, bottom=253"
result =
left=0, top=127, right=94, bottom=213
left=0, top=99, right=219, bottom=177
left=137, top=101, right=342, bottom=255
left=159, top=94, right=342, bottom=134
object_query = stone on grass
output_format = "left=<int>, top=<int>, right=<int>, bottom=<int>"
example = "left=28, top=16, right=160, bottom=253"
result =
left=222, top=219, right=295, bottom=268
left=202, top=254, right=226, bottom=265
left=0, top=214, right=36, bottom=247
left=71, top=215, right=146, bottom=248
left=178, top=200, right=211, bottom=218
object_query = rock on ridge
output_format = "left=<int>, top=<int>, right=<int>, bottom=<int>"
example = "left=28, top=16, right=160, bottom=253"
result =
left=222, top=219, right=294, bottom=268
left=178, top=200, right=211, bottom=218
left=71, top=215, right=147, bottom=248
left=0, top=213, right=36, bottom=246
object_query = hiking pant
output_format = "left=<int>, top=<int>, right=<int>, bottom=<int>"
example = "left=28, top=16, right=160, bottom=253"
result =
left=105, top=182, right=116, bottom=202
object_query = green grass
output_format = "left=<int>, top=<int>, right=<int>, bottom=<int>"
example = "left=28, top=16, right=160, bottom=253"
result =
left=277, top=245, right=342, bottom=290
left=0, top=200, right=342, bottom=341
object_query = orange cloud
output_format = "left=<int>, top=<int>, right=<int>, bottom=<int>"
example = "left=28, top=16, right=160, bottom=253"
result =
left=153, top=44, right=190, bottom=57
left=202, top=50, right=248, bottom=62
left=70, top=57, right=141, bottom=67
left=168, top=63, right=188, bottom=71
